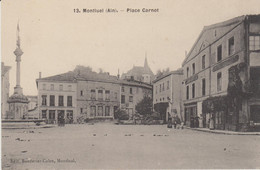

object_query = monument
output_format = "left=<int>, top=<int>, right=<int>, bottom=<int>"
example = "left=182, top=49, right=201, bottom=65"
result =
left=7, top=23, right=29, bottom=119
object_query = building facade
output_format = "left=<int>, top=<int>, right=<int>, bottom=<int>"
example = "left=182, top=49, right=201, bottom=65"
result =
left=36, top=72, right=77, bottom=124
left=182, top=15, right=260, bottom=131
left=1, top=62, right=11, bottom=119
left=153, top=69, right=183, bottom=122
left=77, top=79, right=120, bottom=120
left=120, top=80, right=152, bottom=119
left=27, top=95, right=38, bottom=119
left=36, top=67, right=122, bottom=123
left=27, top=95, right=38, bottom=111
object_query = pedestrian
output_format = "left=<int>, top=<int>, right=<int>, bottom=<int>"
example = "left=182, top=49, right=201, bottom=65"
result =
left=180, top=121, right=184, bottom=129
left=167, top=117, right=172, bottom=128
left=173, top=119, right=177, bottom=129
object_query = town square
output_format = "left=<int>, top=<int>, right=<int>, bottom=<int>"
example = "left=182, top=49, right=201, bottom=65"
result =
left=1, top=0, right=260, bottom=169
left=2, top=124, right=260, bottom=169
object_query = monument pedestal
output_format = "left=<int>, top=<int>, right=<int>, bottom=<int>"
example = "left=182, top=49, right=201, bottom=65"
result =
left=8, top=86, right=29, bottom=119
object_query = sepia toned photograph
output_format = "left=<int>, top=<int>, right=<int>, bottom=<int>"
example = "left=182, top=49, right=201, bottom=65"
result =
left=1, top=0, right=260, bottom=169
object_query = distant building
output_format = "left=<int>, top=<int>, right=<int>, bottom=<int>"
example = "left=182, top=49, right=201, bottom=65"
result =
left=182, top=15, right=260, bottom=131
left=153, top=69, right=183, bottom=122
left=27, top=95, right=38, bottom=111
left=120, top=79, right=152, bottom=119
left=1, top=62, right=11, bottom=119
left=122, top=57, right=154, bottom=84
left=27, top=95, right=38, bottom=119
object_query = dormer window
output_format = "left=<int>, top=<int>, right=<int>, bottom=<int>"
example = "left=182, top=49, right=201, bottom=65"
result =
left=228, top=37, right=235, bottom=55
left=217, top=45, right=222, bottom=62
left=192, top=63, right=195, bottom=75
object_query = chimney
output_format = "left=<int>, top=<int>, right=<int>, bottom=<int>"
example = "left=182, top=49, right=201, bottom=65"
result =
left=39, top=72, right=42, bottom=79
left=117, top=69, right=120, bottom=79
left=185, top=51, right=188, bottom=57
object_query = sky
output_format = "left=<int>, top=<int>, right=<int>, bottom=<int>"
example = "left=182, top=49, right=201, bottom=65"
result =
left=1, top=0, right=260, bottom=95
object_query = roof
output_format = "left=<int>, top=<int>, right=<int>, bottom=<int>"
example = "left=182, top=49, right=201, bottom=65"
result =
left=37, top=71, right=77, bottom=82
left=182, top=15, right=246, bottom=66
left=36, top=69, right=120, bottom=87
left=120, top=79, right=152, bottom=89
left=153, top=69, right=183, bottom=83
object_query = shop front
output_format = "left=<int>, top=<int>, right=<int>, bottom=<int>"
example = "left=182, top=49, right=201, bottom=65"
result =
left=184, top=102, right=197, bottom=127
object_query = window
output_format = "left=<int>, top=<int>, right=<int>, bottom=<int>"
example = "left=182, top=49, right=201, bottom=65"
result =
left=49, top=110, right=55, bottom=119
left=98, top=106, right=103, bottom=116
left=105, top=106, right=110, bottom=116
left=43, top=84, right=46, bottom=90
left=228, top=37, right=235, bottom=55
left=91, top=90, right=96, bottom=99
left=90, top=106, right=96, bottom=116
left=187, top=67, right=189, bottom=78
left=59, top=85, right=63, bottom=91
left=202, top=79, right=206, bottom=96
left=50, top=95, right=55, bottom=106
left=80, top=90, right=83, bottom=96
left=162, top=83, right=165, bottom=91
left=217, top=45, right=222, bottom=62
left=249, top=36, right=260, bottom=50
left=160, top=84, right=162, bottom=92
left=136, top=87, right=139, bottom=94
left=80, top=108, right=83, bottom=114
left=114, top=92, right=117, bottom=100
left=186, top=86, right=189, bottom=100
left=42, top=95, right=47, bottom=106
left=68, top=85, right=72, bottom=91
left=105, top=90, right=110, bottom=100
left=50, top=84, right=54, bottom=90
left=167, top=81, right=170, bottom=90
left=130, top=88, right=133, bottom=94
left=121, top=95, right=125, bottom=104
left=42, top=110, right=47, bottom=119
left=192, top=83, right=195, bottom=98
left=129, top=96, right=133, bottom=102
left=217, top=72, right=222, bottom=92
left=58, top=96, right=64, bottom=106
left=121, top=86, right=125, bottom=92
left=67, top=96, right=72, bottom=107
left=98, top=90, right=103, bottom=100
left=202, top=55, right=205, bottom=69
left=192, top=63, right=195, bottom=75
left=156, top=86, right=158, bottom=94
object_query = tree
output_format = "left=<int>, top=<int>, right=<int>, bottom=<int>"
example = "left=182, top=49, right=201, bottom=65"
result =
left=74, top=65, right=93, bottom=75
left=155, top=69, right=163, bottom=78
left=155, top=67, right=170, bottom=79
left=114, top=109, right=129, bottom=120
left=135, top=95, right=153, bottom=116
left=99, top=68, right=104, bottom=73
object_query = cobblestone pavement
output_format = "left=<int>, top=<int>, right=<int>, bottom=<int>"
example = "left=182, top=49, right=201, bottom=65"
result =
left=2, top=124, right=260, bottom=169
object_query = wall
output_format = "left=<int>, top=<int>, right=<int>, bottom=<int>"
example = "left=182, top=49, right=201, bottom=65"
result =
left=1, top=65, right=10, bottom=119
left=38, top=81, right=77, bottom=123
left=121, top=83, right=152, bottom=119
left=77, top=80, right=120, bottom=119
